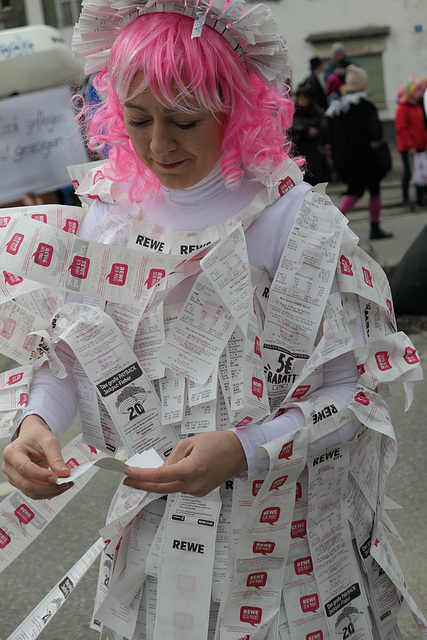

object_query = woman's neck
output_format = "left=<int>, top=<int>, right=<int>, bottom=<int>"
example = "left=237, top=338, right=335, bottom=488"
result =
left=141, top=168, right=263, bottom=232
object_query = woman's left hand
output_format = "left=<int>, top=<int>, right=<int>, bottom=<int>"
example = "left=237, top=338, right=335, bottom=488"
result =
left=123, top=430, right=247, bottom=497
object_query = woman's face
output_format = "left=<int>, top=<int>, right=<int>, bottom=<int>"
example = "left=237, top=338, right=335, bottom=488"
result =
left=124, top=85, right=226, bottom=190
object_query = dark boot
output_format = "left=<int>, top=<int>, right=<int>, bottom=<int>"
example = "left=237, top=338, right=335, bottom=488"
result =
left=370, top=223, right=393, bottom=240
left=402, top=200, right=415, bottom=211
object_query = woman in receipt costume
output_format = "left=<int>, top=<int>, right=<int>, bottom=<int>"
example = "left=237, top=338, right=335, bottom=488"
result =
left=2, top=1, right=425, bottom=639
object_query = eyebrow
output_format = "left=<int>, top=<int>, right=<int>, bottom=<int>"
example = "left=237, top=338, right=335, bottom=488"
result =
left=123, top=101, right=187, bottom=115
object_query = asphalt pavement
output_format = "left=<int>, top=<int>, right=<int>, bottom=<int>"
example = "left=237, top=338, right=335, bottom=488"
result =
left=1, top=163, right=427, bottom=638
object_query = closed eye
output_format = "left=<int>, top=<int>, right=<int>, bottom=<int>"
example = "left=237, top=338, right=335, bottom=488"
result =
left=174, top=121, right=198, bottom=130
left=126, top=119, right=150, bottom=128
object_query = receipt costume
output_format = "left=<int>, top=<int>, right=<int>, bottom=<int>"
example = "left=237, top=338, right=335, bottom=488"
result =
left=0, top=1, right=426, bottom=639
left=0, top=160, right=423, bottom=640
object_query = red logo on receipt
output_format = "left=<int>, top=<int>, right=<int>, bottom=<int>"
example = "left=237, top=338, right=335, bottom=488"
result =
left=340, top=255, right=353, bottom=275
left=0, top=528, right=11, bottom=548
left=174, top=612, right=193, bottom=631
left=6, top=233, right=24, bottom=255
left=145, top=268, right=165, bottom=288
left=362, top=267, right=373, bottom=287
left=14, top=504, right=34, bottom=525
left=291, top=520, right=307, bottom=539
left=300, top=593, right=320, bottom=613
left=404, top=347, right=419, bottom=365
left=246, top=572, right=267, bottom=589
left=356, top=364, right=365, bottom=376
left=375, top=351, right=392, bottom=371
left=270, top=475, right=288, bottom=491
left=69, top=256, right=90, bottom=279
left=18, top=393, right=28, bottom=406
left=253, top=541, right=275, bottom=555
left=3, top=271, right=23, bottom=286
left=63, top=219, right=79, bottom=235
left=279, top=441, right=293, bottom=459
left=294, top=556, right=313, bottom=576
left=252, top=377, right=263, bottom=400
left=7, top=372, right=23, bottom=385
left=33, top=243, right=53, bottom=267
left=235, top=416, right=253, bottom=428
left=93, top=170, right=104, bottom=184
left=252, top=479, right=264, bottom=497
left=260, top=507, right=280, bottom=525
left=240, top=606, right=262, bottom=626
left=107, top=263, right=128, bottom=286
left=65, top=458, right=79, bottom=469
left=291, top=385, right=310, bottom=399
left=355, top=391, right=370, bottom=406
left=278, top=177, right=295, bottom=196
left=31, top=213, right=47, bottom=223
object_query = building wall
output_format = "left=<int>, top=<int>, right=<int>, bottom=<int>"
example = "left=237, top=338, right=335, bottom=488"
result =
left=267, top=0, right=427, bottom=120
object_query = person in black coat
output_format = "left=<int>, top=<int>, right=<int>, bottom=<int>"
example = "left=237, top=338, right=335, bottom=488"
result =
left=291, top=82, right=330, bottom=186
left=302, top=57, right=328, bottom=111
left=326, top=65, right=393, bottom=240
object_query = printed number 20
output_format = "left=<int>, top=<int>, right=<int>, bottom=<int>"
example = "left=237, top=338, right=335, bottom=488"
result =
left=343, top=623, right=355, bottom=639
left=127, top=402, right=144, bottom=421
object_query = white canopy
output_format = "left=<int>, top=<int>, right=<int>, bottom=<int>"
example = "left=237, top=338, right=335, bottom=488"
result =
left=0, top=25, right=83, bottom=97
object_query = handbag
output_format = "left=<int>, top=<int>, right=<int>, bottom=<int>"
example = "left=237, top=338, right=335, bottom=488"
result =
left=412, top=150, right=427, bottom=186
left=370, top=139, right=392, bottom=177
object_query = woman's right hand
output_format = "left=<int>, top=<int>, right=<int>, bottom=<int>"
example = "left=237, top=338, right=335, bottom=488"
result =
left=1, top=415, right=73, bottom=500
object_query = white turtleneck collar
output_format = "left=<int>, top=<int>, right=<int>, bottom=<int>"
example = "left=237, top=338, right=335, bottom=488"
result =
left=141, top=166, right=263, bottom=231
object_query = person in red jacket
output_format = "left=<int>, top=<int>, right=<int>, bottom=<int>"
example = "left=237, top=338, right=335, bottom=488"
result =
left=395, top=79, right=427, bottom=209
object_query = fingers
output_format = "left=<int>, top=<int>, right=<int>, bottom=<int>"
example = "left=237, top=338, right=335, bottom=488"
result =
left=124, top=456, right=198, bottom=495
left=2, top=417, right=71, bottom=500
left=123, top=431, right=248, bottom=497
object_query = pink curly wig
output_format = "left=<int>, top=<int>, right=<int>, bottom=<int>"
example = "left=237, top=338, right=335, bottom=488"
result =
left=86, top=12, right=296, bottom=202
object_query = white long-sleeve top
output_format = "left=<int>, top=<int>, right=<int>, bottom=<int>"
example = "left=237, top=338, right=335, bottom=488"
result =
left=24, top=168, right=360, bottom=479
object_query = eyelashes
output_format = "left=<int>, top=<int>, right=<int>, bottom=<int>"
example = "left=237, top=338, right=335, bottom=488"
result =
left=126, top=119, right=198, bottom=130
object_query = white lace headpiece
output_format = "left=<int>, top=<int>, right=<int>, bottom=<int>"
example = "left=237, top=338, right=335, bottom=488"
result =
left=72, top=0, right=290, bottom=87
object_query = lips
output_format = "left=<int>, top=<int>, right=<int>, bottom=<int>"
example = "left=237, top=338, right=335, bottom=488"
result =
left=155, top=159, right=186, bottom=169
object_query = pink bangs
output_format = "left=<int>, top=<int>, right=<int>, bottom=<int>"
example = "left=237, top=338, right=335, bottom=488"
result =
left=88, top=13, right=296, bottom=202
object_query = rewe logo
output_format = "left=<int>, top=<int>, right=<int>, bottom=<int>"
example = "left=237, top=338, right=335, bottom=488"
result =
left=300, top=593, right=320, bottom=613
left=172, top=539, right=205, bottom=554
left=362, top=267, right=373, bottom=287
left=339, top=255, right=353, bottom=276
left=311, top=403, right=338, bottom=425
left=278, top=440, right=293, bottom=459
left=403, top=346, right=419, bottom=365
left=375, top=351, right=392, bottom=371
left=278, top=176, right=295, bottom=196
left=312, top=448, right=341, bottom=466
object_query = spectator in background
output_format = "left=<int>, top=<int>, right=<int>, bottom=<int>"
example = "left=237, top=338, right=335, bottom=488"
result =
left=395, top=79, right=427, bottom=209
left=291, top=81, right=330, bottom=185
left=326, top=65, right=393, bottom=239
left=302, top=56, right=328, bottom=110
left=325, top=72, right=345, bottom=104
left=324, top=42, right=357, bottom=82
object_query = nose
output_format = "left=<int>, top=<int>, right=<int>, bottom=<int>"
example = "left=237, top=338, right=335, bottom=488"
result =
left=149, top=121, right=177, bottom=157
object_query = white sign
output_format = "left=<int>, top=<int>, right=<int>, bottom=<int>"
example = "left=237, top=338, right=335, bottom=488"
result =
left=0, top=86, right=88, bottom=204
